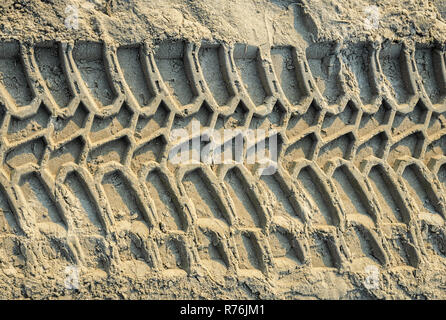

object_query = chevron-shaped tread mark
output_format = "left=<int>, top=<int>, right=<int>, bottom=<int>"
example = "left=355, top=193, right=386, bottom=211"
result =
left=73, top=42, right=115, bottom=106
left=271, top=46, right=303, bottom=105
left=159, top=237, right=188, bottom=273
left=332, top=166, right=374, bottom=221
left=101, top=170, right=148, bottom=227
left=343, top=43, right=375, bottom=105
left=199, top=45, right=231, bottom=106
left=7, top=103, right=50, bottom=143
left=391, top=101, right=428, bottom=137
left=146, top=169, right=185, bottom=231
left=344, top=225, right=385, bottom=267
left=117, top=46, right=154, bottom=106
left=233, top=44, right=266, bottom=106
left=286, top=102, right=320, bottom=140
left=269, top=230, right=304, bottom=269
left=53, top=103, right=89, bottom=142
left=260, top=173, right=302, bottom=221
left=224, top=168, right=264, bottom=228
left=0, top=185, right=20, bottom=234
left=367, top=165, right=405, bottom=224
left=306, top=42, right=342, bottom=104
left=415, top=45, right=445, bottom=104
left=321, top=102, right=357, bottom=138
left=182, top=168, right=228, bottom=223
left=155, top=41, right=194, bottom=106
left=5, top=138, right=47, bottom=173
left=35, top=43, right=73, bottom=108
left=62, top=171, right=104, bottom=234
left=90, top=103, right=133, bottom=143
left=1, top=39, right=446, bottom=296
left=0, top=42, right=33, bottom=106
left=135, top=102, right=169, bottom=140
left=19, top=172, right=65, bottom=228
left=234, top=231, right=263, bottom=271
left=250, top=102, right=285, bottom=131
left=358, top=102, right=391, bottom=137
left=379, top=43, right=413, bottom=104
left=402, top=164, right=442, bottom=216
left=309, top=231, right=336, bottom=268
left=297, top=166, right=335, bottom=225
left=196, top=227, right=229, bottom=275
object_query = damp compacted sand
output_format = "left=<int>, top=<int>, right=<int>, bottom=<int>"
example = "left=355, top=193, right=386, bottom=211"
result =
left=0, top=0, right=445, bottom=299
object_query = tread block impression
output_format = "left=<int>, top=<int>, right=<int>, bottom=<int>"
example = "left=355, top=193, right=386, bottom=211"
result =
left=271, top=46, right=304, bottom=105
left=306, top=42, right=342, bottom=104
left=0, top=42, right=33, bottom=106
left=415, top=44, right=446, bottom=105
left=101, top=170, right=148, bottom=227
left=117, top=46, right=154, bottom=106
left=224, top=167, right=265, bottom=228
left=7, top=103, right=50, bottom=143
left=0, top=185, right=21, bottom=234
left=158, top=237, right=189, bottom=274
left=73, top=42, right=115, bottom=106
left=309, top=231, right=337, bottom=268
left=233, top=44, right=267, bottom=106
left=297, top=166, right=337, bottom=225
left=5, top=138, right=47, bottom=173
left=145, top=169, right=185, bottom=231
left=196, top=227, right=229, bottom=275
left=19, top=172, right=66, bottom=228
left=154, top=41, right=194, bottom=106
left=61, top=171, right=104, bottom=234
left=199, top=44, right=231, bottom=106
left=379, top=43, right=414, bottom=104
left=35, top=43, right=73, bottom=108
left=342, top=43, right=376, bottom=105
left=268, top=227, right=304, bottom=270
left=234, top=231, right=264, bottom=272
left=89, top=103, right=133, bottom=143
left=182, top=168, right=229, bottom=223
